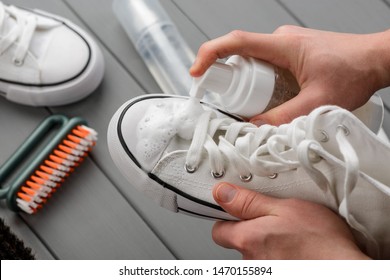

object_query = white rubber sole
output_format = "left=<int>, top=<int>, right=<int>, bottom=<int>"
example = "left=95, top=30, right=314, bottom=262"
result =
left=0, top=8, right=105, bottom=107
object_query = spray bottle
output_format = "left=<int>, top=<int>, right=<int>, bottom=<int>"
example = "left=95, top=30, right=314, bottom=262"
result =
left=113, top=0, right=195, bottom=96
left=190, top=55, right=300, bottom=118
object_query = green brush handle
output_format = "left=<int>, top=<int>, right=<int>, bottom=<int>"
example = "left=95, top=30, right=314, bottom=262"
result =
left=0, top=115, right=87, bottom=211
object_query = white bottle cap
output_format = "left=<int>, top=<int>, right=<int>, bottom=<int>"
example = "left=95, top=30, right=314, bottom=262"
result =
left=193, top=62, right=234, bottom=98
left=193, top=55, right=276, bottom=118
left=223, top=56, right=275, bottom=117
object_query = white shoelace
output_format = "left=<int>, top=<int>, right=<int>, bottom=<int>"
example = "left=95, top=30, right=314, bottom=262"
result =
left=0, top=3, right=39, bottom=64
left=185, top=105, right=386, bottom=257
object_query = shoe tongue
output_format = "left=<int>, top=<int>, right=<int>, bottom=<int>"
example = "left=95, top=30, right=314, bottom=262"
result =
left=136, top=97, right=205, bottom=171
left=175, top=97, right=205, bottom=140
left=0, top=6, right=60, bottom=58
left=163, top=136, right=192, bottom=156
left=0, top=13, right=16, bottom=37
left=34, top=12, right=60, bottom=29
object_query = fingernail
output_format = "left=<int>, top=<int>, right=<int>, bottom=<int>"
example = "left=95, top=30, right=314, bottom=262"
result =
left=216, top=183, right=237, bottom=203
left=189, top=60, right=198, bottom=74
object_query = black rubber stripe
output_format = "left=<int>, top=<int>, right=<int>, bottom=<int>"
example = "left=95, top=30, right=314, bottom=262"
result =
left=148, top=173, right=225, bottom=212
left=178, top=207, right=229, bottom=221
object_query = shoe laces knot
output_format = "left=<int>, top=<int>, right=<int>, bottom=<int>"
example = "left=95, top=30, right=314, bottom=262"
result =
left=185, top=105, right=383, bottom=256
left=186, top=107, right=331, bottom=183
left=0, top=3, right=39, bottom=65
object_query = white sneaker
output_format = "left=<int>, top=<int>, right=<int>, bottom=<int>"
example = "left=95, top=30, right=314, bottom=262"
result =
left=107, top=94, right=390, bottom=259
left=0, top=3, right=104, bottom=106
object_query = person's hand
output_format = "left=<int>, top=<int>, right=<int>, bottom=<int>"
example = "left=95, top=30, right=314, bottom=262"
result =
left=212, top=182, right=370, bottom=260
left=190, top=26, right=390, bottom=125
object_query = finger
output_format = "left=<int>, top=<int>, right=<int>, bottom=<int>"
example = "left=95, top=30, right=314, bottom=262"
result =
left=212, top=221, right=242, bottom=249
left=250, top=84, right=330, bottom=126
left=213, top=182, right=278, bottom=220
left=190, top=30, right=294, bottom=77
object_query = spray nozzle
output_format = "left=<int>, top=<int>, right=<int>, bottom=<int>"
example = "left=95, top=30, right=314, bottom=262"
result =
left=192, top=62, right=234, bottom=99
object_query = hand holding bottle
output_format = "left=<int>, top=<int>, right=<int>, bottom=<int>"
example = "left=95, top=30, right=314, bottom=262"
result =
left=190, top=26, right=390, bottom=125
left=190, top=55, right=300, bottom=118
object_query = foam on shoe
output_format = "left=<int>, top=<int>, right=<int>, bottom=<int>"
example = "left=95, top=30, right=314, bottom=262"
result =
left=136, top=97, right=204, bottom=171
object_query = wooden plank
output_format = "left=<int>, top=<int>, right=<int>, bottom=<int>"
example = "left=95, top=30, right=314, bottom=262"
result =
left=23, top=158, right=174, bottom=260
left=173, top=0, right=299, bottom=38
left=2, top=0, right=174, bottom=260
left=0, top=101, right=54, bottom=259
left=279, top=0, right=390, bottom=33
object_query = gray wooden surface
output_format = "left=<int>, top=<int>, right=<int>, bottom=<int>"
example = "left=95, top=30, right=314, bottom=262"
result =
left=1, top=0, right=390, bottom=260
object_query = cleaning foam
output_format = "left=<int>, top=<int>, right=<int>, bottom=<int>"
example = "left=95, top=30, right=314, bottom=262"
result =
left=136, top=97, right=204, bottom=167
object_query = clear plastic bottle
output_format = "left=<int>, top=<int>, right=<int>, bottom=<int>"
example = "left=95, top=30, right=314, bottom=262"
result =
left=190, top=55, right=300, bottom=118
left=113, top=0, right=195, bottom=96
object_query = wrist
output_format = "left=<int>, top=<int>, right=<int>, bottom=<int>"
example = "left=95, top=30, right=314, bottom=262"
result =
left=369, top=29, right=390, bottom=90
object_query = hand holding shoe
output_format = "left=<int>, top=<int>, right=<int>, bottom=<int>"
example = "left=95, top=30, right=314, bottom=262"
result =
left=212, top=183, right=370, bottom=260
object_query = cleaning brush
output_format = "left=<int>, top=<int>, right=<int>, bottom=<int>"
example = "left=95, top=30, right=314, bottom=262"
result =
left=0, top=218, right=35, bottom=259
left=0, top=115, right=97, bottom=214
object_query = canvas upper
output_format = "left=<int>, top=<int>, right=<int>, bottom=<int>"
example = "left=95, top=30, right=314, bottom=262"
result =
left=108, top=94, right=390, bottom=259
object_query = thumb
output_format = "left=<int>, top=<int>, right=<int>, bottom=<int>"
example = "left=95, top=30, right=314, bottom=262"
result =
left=213, top=182, right=277, bottom=220
left=250, top=85, right=329, bottom=126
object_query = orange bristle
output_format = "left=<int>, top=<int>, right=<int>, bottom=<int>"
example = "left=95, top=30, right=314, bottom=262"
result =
left=58, top=144, right=73, bottom=154
left=68, top=134, right=95, bottom=147
left=72, top=128, right=89, bottom=138
left=63, top=140, right=89, bottom=151
left=15, top=122, right=97, bottom=214
left=49, top=155, right=78, bottom=167
left=17, top=192, right=32, bottom=202
left=26, top=181, right=41, bottom=190
left=44, top=160, right=71, bottom=172
left=37, top=170, right=64, bottom=183
left=68, top=134, right=83, bottom=144
left=40, top=165, right=67, bottom=177
left=54, top=150, right=71, bottom=159
left=40, top=165, right=54, bottom=175
left=31, top=175, right=54, bottom=187
left=59, top=144, right=86, bottom=157
left=26, top=181, right=52, bottom=196
left=21, top=187, right=37, bottom=196
left=35, top=170, right=50, bottom=180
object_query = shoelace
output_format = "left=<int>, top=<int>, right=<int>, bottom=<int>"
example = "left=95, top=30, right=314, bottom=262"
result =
left=0, top=3, right=41, bottom=65
left=185, top=105, right=386, bottom=257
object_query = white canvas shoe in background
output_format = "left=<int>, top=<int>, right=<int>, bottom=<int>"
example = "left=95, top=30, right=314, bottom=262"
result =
left=108, top=94, right=390, bottom=259
left=0, top=2, right=104, bottom=106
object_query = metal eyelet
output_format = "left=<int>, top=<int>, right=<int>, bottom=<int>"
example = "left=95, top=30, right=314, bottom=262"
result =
left=240, top=173, right=253, bottom=182
left=211, top=170, right=225, bottom=179
left=318, top=130, right=329, bottom=142
left=184, top=163, right=197, bottom=173
left=268, top=173, right=278, bottom=179
left=337, top=124, right=350, bottom=136
left=13, top=58, right=23, bottom=66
